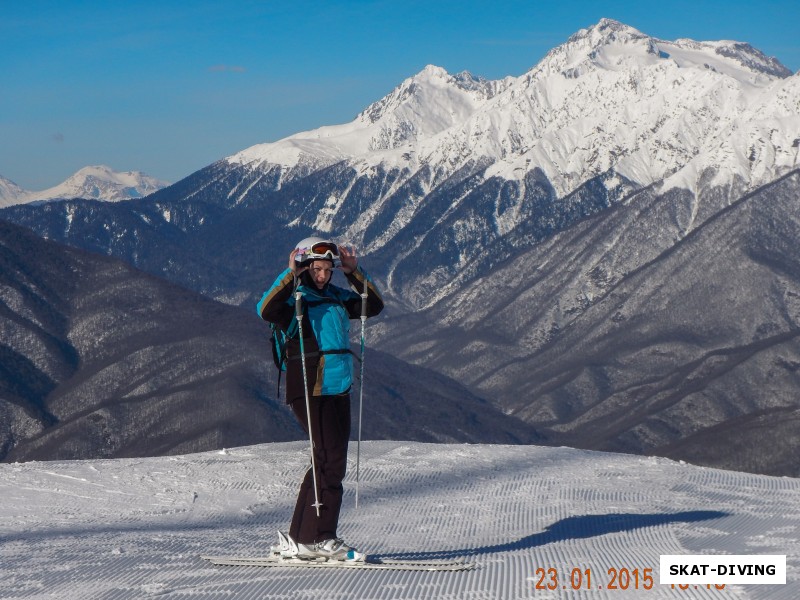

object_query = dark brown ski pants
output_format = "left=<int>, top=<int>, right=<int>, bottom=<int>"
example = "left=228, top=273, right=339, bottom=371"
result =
left=289, top=393, right=351, bottom=545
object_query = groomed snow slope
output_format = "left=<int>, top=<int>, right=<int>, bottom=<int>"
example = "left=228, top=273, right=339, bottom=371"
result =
left=1, top=441, right=797, bottom=599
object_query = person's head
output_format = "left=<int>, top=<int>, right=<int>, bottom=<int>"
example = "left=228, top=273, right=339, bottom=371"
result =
left=294, top=236, right=339, bottom=290
left=307, top=259, right=335, bottom=289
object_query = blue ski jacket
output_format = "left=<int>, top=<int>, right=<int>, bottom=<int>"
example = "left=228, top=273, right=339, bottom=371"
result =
left=257, top=266, right=384, bottom=400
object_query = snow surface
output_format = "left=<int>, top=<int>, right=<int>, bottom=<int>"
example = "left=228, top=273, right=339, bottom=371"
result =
left=1, top=441, right=797, bottom=599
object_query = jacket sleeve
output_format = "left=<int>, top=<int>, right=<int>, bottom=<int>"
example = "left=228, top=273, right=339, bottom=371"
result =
left=343, top=266, right=384, bottom=319
left=256, top=268, right=296, bottom=329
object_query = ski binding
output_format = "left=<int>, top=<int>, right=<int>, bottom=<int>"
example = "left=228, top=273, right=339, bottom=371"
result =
left=202, top=531, right=475, bottom=571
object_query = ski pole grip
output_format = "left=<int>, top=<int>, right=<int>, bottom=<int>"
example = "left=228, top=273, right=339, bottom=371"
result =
left=295, top=291, right=303, bottom=319
left=360, top=279, right=368, bottom=319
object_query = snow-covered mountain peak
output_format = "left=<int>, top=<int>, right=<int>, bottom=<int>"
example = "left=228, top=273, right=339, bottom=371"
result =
left=226, top=18, right=797, bottom=204
left=357, top=64, right=500, bottom=127
left=0, top=175, right=27, bottom=208
left=533, top=18, right=791, bottom=85
left=473, top=19, right=798, bottom=193
left=20, top=165, right=168, bottom=203
left=228, top=63, right=502, bottom=175
left=357, top=64, right=503, bottom=153
left=567, top=18, right=649, bottom=47
left=536, top=18, right=656, bottom=76
left=2, top=166, right=167, bottom=206
left=414, top=63, right=450, bottom=82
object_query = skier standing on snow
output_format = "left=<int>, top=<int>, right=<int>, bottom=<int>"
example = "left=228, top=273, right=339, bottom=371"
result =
left=257, top=237, right=383, bottom=561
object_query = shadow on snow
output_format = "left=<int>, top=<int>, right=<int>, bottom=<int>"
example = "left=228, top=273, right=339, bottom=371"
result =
left=378, top=510, right=730, bottom=561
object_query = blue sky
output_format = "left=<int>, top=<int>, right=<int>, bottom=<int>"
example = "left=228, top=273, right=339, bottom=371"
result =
left=2, top=0, right=799, bottom=190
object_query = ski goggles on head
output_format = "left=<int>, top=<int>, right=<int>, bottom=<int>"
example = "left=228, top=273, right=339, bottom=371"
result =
left=296, top=241, right=339, bottom=262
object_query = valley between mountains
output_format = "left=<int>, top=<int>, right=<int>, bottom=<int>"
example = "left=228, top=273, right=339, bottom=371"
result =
left=1, top=19, right=799, bottom=476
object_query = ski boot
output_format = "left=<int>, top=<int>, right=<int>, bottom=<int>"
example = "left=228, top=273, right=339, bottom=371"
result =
left=295, top=537, right=366, bottom=562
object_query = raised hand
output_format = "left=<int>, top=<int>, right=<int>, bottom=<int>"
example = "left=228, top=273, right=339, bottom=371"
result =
left=289, top=248, right=309, bottom=275
left=339, top=245, right=358, bottom=274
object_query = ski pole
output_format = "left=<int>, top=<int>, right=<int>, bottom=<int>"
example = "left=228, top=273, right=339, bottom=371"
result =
left=296, top=290, right=322, bottom=517
left=355, top=277, right=368, bottom=509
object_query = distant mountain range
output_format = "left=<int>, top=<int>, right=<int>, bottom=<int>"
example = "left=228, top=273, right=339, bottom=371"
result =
left=1, top=19, right=798, bottom=475
left=0, top=219, right=537, bottom=461
left=0, top=165, right=168, bottom=207
left=5, top=20, right=797, bottom=308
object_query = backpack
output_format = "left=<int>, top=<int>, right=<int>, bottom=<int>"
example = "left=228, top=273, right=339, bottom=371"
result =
left=269, top=322, right=287, bottom=371
left=269, top=318, right=298, bottom=398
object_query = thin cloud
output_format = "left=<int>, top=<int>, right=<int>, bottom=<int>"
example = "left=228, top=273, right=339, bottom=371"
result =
left=208, top=64, right=246, bottom=73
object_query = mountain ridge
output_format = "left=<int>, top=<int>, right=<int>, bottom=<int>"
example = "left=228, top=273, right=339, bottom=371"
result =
left=0, top=218, right=537, bottom=461
left=0, top=165, right=168, bottom=207
left=1, top=19, right=798, bottom=475
left=370, top=169, right=800, bottom=477
left=222, top=18, right=796, bottom=204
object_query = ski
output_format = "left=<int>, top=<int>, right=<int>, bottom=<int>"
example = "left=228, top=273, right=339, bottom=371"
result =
left=201, top=554, right=475, bottom=571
